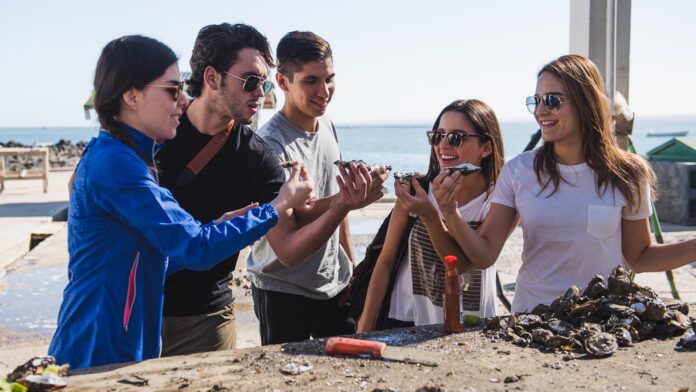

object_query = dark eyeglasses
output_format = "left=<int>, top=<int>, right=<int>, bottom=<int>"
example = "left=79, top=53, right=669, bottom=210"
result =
left=145, top=81, right=185, bottom=101
left=426, top=130, right=489, bottom=148
left=525, top=94, right=569, bottom=114
left=224, top=72, right=273, bottom=96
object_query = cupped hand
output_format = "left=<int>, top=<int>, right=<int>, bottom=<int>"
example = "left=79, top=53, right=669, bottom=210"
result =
left=273, top=161, right=314, bottom=212
left=393, top=176, right=438, bottom=221
left=331, top=162, right=373, bottom=213
left=432, top=170, right=461, bottom=217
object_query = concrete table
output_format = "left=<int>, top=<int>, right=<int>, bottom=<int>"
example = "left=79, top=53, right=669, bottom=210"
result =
left=0, top=147, right=50, bottom=193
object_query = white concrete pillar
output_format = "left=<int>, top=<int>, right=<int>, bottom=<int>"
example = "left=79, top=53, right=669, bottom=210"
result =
left=570, top=0, right=632, bottom=145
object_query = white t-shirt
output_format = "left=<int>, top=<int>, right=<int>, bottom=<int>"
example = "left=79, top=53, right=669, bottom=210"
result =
left=491, top=151, right=652, bottom=313
left=389, top=186, right=497, bottom=325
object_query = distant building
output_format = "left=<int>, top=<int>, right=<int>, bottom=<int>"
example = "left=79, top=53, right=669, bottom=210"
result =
left=647, top=137, right=696, bottom=226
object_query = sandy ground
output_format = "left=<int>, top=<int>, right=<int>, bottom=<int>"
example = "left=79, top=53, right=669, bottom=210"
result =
left=62, top=318, right=696, bottom=391
left=1, top=190, right=696, bottom=389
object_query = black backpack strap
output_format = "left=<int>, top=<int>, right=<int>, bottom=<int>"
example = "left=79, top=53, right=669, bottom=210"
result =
left=347, top=179, right=431, bottom=328
left=375, top=178, right=429, bottom=329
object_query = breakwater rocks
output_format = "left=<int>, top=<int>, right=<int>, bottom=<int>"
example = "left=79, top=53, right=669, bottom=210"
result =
left=0, top=140, right=85, bottom=171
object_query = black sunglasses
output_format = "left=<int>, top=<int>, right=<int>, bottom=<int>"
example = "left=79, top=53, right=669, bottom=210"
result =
left=224, top=72, right=273, bottom=95
left=525, top=94, right=569, bottom=114
left=145, top=81, right=185, bottom=101
left=426, top=130, right=489, bottom=148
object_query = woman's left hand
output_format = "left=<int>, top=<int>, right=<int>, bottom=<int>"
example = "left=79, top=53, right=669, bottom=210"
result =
left=394, top=177, right=438, bottom=222
left=215, top=202, right=260, bottom=225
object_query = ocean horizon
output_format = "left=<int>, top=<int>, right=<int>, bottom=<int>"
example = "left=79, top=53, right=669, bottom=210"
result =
left=1, top=115, right=694, bottom=189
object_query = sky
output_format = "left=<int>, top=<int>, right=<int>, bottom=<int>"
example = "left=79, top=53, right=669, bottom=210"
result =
left=0, top=0, right=694, bottom=127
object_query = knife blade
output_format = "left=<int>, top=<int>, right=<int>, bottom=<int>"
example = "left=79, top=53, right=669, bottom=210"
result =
left=324, top=337, right=438, bottom=367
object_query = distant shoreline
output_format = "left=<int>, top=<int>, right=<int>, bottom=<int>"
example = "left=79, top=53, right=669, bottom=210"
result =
left=0, top=140, right=84, bottom=170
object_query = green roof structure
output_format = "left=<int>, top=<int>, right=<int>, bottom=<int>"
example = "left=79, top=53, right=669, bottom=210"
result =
left=646, top=137, right=696, bottom=162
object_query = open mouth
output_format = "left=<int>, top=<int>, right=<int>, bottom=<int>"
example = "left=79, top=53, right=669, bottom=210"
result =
left=539, top=120, right=558, bottom=128
left=439, top=153, right=459, bottom=165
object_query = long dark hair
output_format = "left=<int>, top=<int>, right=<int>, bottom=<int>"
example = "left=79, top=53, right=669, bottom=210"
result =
left=533, top=55, right=654, bottom=211
left=93, top=35, right=177, bottom=157
left=425, top=99, right=505, bottom=195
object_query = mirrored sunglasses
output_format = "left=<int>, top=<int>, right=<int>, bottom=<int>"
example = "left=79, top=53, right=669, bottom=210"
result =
left=225, top=72, right=273, bottom=96
left=426, top=130, right=489, bottom=148
left=525, top=94, right=568, bottom=114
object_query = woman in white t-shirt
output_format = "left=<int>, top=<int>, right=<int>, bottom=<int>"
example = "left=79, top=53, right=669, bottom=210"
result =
left=433, top=55, right=696, bottom=313
left=357, top=99, right=505, bottom=332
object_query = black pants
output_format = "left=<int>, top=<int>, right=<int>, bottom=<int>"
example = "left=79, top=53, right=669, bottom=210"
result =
left=252, top=285, right=355, bottom=345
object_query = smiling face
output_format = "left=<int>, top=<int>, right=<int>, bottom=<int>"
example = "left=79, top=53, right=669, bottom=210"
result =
left=534, top=71, right=582, bottom=148
left=136, top=63, right=188, bottom=140
left=433, top=111, right=492, bottom=169
left=216, top=48, right=269, bottom=125
left=278, top=58, right=335, bottom=125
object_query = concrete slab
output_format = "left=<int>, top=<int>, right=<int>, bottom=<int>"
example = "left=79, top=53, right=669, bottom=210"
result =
left=0, top=170, right=70, bottom=273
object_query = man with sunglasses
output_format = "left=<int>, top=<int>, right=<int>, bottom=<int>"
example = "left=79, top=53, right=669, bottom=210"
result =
left=248, top=31, right=389, bottom=345
left=156, top=23, right=287, bottom=356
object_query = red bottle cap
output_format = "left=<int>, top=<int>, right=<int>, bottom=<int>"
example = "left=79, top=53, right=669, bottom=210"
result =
left=444, top=255, right=457, bottom=265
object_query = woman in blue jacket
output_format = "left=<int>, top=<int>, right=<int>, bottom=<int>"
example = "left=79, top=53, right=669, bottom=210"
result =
left=48, top=35, right=313, bottom=369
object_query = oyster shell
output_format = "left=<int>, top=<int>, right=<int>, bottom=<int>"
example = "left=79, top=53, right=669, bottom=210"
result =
left=610, top=327, right=634, bottom=347
left=550, top=286, right=582, bottom=317
left=393, top=171, right=424, bottom=184
left=584, top=332, right=618, bottom=357
left=279, top=160, right=296, bottom=169
left=445, top=162, right=481, bottom=176
left=653, top=310, right=692, bottom=337
left=676, top=332, right=696, bottom=350
left=607, top=266, right=639, bottom=296
left=582, top=275, right=608, bottom=299
left=532, top=328, right=554, bottom=344
left=333, top=159, right=391, bottom=172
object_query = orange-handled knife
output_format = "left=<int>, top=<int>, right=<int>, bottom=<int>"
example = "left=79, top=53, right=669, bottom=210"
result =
left=324, top=337, right=438, bottom=367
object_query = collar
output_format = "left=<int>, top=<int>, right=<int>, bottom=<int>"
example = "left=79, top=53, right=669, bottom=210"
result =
left=100, top=122, right=163, bottom=165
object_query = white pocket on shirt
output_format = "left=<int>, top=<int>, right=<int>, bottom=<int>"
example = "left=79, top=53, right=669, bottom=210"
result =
left=587, top=205, right=622, bottom=239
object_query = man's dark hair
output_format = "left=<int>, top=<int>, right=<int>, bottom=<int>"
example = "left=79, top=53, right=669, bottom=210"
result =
left=277, top=31, right=332, bottom=81
left=187, top=23, right=274, bottom=97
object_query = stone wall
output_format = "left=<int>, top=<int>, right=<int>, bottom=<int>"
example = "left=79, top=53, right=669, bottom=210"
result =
left=651, top=161, right=696, bottom=225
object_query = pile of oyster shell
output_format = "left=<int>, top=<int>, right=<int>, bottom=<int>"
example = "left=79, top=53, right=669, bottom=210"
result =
left=484, top=266, right=696, bottom=357
left=5, top=356, right=69, bottom=390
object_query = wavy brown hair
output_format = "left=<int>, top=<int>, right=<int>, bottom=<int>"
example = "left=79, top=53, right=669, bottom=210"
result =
left=534, top=54, right=655, bottom=211
left=425, top=99, right=505, bottom=195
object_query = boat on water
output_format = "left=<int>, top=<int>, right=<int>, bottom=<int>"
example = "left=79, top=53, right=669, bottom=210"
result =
left=646, top=130, right=689, bottom=137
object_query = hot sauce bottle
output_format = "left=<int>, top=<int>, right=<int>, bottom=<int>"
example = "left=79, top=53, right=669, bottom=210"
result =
left=444, top=255, right=464, bottom=333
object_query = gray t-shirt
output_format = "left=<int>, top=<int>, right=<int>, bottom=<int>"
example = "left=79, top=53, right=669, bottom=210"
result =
left=247, top=112, right=353, bottom=299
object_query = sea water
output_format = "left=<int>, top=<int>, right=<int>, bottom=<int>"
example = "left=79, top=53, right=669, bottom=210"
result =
left=1, top=115, right=694, bottom=190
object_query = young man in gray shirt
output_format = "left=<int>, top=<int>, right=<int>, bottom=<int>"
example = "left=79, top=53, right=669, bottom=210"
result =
left=248, top=31, right=389, bottom=344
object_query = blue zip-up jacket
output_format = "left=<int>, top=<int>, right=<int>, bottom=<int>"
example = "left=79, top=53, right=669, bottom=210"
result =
left=48, top=125, right=278, bottom=369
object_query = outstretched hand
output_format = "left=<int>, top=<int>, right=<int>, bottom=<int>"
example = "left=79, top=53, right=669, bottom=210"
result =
left=393, top=176, right=438, bottom=221
left=272, top=161, right=314, bottom=213
left=432, top=170, right=462, bottom=217
left=215, top=202, right=260, bottom=225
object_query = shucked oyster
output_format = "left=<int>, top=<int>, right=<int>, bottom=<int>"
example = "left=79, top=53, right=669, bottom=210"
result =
left=393, top=171, right=424, bottom=184
left=445, top=162, right=481, bottom=176
left=279, top=160, right=296, bottom=169
left=333, top=159, right=392, bottom=172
